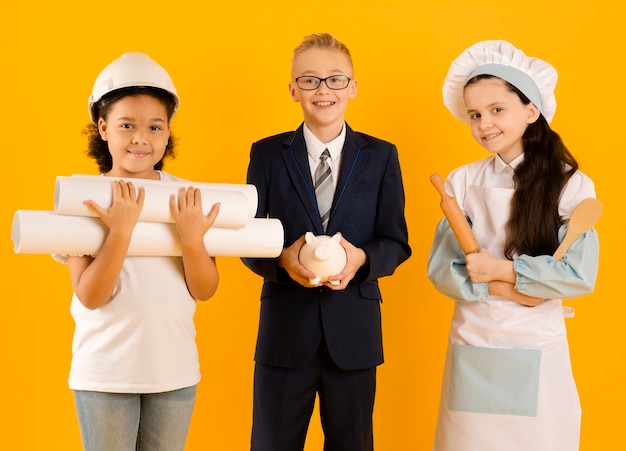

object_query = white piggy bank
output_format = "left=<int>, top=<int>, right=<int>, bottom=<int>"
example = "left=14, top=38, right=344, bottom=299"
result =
left=299, top=232, right=347, bottom=286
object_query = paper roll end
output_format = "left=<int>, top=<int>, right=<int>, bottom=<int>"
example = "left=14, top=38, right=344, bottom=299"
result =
left=11, top=210, right=22, bottom=253
left=54, top=176, right=65, bottom=211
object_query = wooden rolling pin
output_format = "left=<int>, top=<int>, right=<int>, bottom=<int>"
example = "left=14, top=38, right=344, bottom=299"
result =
left=430, top=173, right=480, bottom=254
left=553, top=197, right=602, bottom=261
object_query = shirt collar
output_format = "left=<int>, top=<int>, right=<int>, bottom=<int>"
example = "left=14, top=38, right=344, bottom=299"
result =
left=494, top=152, right=524, bottom=172
left=303, top=123, right=346, bottom=161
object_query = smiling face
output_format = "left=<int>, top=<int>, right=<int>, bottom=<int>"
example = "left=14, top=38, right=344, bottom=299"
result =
left=98, top=94, right=170, bottom=179
left=289, top=47, right=357, bottom=142
left=463, top=77, right=540, bottom=164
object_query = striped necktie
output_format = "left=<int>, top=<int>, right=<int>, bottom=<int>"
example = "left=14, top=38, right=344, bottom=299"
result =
left=314, top=149, right=333, bottom=232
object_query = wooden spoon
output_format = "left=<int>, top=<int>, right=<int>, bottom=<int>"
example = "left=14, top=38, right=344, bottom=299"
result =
left=553, top=198, right=602, bottom=261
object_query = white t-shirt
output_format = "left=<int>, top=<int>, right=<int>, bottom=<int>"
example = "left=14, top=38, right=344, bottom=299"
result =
left=61, top=171, right=200, bottom=393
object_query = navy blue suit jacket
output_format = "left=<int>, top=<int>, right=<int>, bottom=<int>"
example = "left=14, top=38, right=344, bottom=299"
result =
left=242, top=124, right=411, bottom=370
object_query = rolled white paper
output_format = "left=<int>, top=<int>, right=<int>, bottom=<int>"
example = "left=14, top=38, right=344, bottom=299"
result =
left=55, top=175, right=258, bottom=228
left=68, top=174, right=259, bottom=215
left=12, top=210, right=283, bottom=258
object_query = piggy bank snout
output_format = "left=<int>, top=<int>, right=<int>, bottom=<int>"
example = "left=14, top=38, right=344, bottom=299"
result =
left=314, top=246, right=331, bottom=260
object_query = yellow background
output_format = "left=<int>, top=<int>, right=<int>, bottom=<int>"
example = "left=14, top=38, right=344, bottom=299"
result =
left=1, top=0, right=622, bottom=449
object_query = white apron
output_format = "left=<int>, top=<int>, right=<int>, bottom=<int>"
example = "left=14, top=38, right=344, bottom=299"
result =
left=433, top=177, right=581, bottom=451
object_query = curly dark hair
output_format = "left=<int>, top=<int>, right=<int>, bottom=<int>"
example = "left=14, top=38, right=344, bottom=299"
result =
left=465, top=75, right=578, bottom=259
left=84, top=86, right=177, bottom=173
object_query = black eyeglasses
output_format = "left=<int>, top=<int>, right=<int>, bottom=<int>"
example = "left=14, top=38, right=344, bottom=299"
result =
left=294, top=75, right=351, bottom=90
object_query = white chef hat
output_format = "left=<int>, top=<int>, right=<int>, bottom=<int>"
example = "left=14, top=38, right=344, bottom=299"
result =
left=442, top=40, right=558, bottom=124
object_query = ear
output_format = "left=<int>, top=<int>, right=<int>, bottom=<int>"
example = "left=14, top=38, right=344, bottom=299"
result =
left=527, top=103, right=540, bottom=124
left=347, top=79, right=358, bottom=100
left=288, top=82, right=300, bottom=103
left=98, top=118, right=108, bottom=141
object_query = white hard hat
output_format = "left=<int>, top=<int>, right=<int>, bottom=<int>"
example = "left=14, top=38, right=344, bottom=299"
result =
left=88, top=52, right=179, bottom=121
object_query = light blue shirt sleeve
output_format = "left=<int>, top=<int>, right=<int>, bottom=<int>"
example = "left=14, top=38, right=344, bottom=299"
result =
left=427, top=217, right=488, bottom=302
left=514, top=222, right=599, bottom=299
left=428, top=219, right=600, bottom=302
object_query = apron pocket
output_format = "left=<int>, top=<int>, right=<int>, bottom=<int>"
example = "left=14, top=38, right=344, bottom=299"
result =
left=449, top=343, right=541, bottom=416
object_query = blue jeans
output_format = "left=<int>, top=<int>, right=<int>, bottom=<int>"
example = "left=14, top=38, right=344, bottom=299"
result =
left=74, top=385, right=196, bottom=451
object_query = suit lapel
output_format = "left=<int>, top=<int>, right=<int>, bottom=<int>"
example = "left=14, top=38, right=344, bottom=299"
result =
left=281, top=125, right=325, bottom=233
left=327, top=125, right=369, bottom=233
